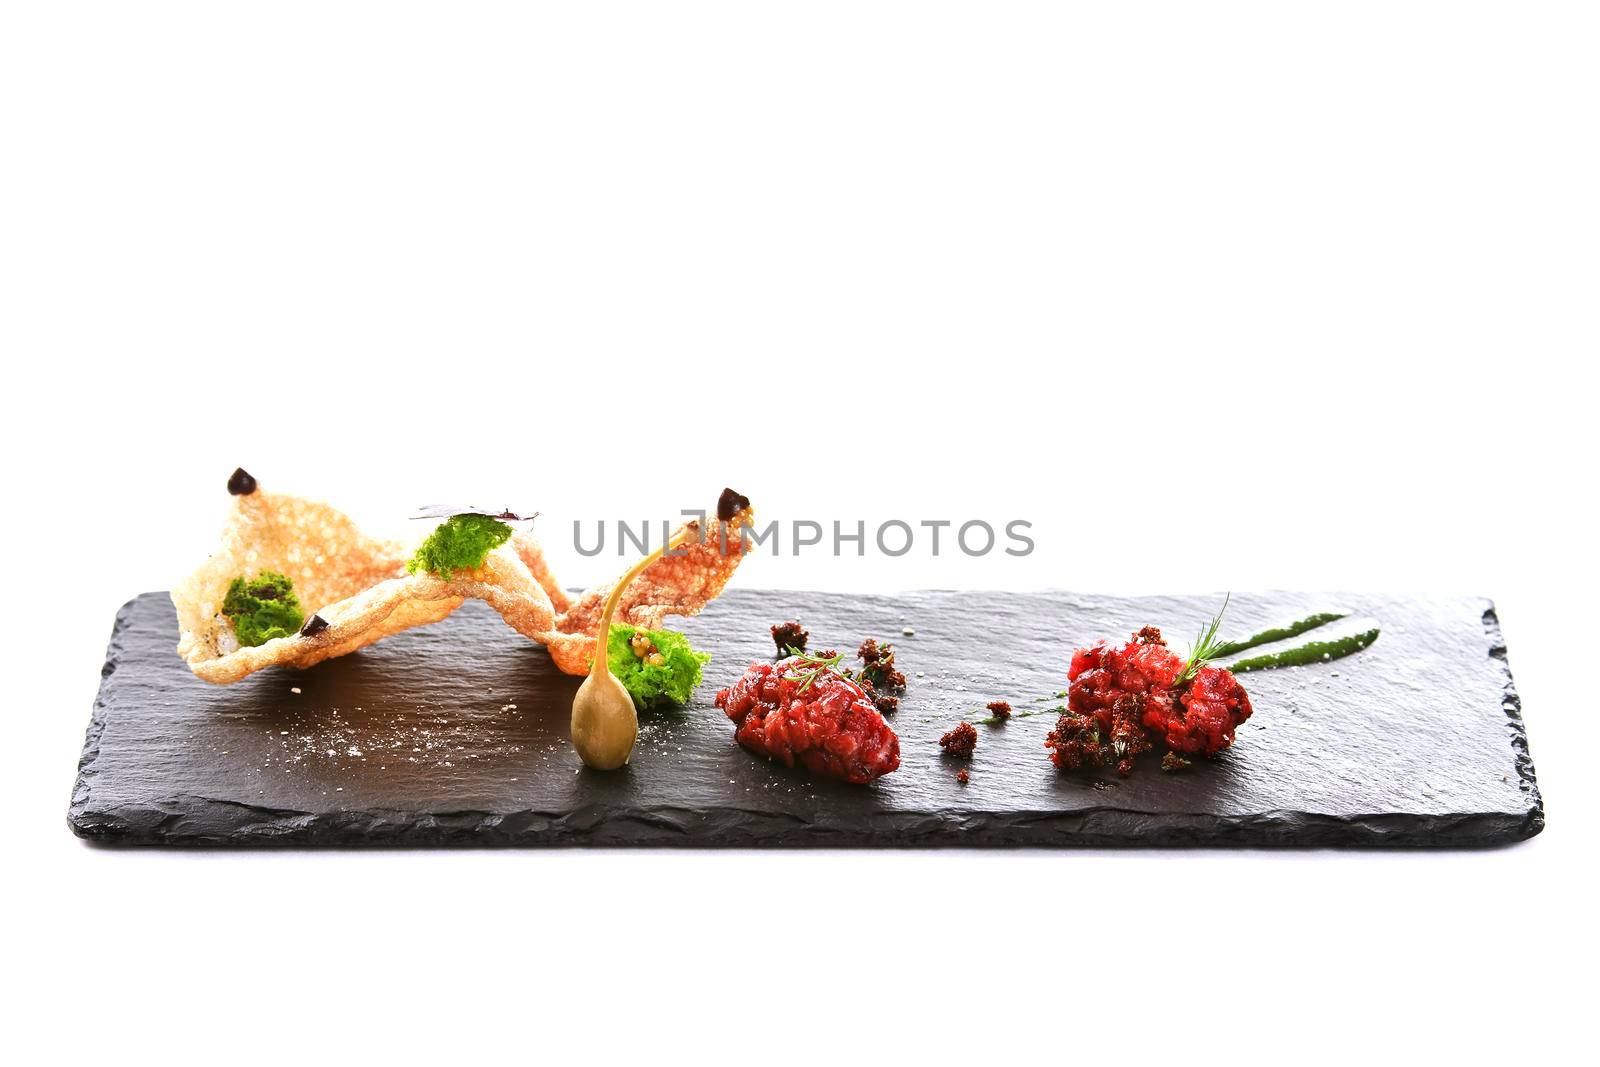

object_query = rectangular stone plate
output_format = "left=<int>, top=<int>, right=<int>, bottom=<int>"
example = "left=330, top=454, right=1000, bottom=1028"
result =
left=68, top=590, right=1542, bottom=848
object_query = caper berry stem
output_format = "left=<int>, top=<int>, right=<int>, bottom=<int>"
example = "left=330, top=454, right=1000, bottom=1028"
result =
left=570, top=524, right=695, bottom=770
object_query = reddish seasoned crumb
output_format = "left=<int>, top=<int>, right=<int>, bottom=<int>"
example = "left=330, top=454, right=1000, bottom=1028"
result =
left=986, top=700, right=1012, bottom=721
left=1044, top=711, right=1106, bottom=771
left=855, top=674, right=889, bottom=713
left=858, top=638, right=907, bottom=691
left=939, top=721, right=978, bottom=758
left=1106, top=695, right=1153, bottom=776
left=955, top=768, right=970, bottom=785
left=771, top=620, right=809, bottom=655
left=1135, top=625, right=1167, bottom=646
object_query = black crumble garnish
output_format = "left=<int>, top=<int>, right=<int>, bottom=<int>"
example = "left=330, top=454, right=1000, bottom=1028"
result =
left=227, top=468, right=258, bottom=496
left=299, top=614, right=329, bottom=638
left=717, top=487, right=751, bottom=522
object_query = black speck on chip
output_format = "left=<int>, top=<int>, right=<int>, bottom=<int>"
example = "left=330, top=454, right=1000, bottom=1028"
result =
left=227, top=468, right=258, bottom=496
left=299, top=614, right=329, bottom=638
left=717, top=487, right=751, bottom=522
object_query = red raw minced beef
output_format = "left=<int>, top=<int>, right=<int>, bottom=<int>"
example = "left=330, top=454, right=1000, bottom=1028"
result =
left=1053, top=624, right=1257, bottom=775
left=1065, top=627, right=1182, bottom=775
left=715, top=659, right=900, bottom=784
left=1159, top=664, right=1253, bottom=757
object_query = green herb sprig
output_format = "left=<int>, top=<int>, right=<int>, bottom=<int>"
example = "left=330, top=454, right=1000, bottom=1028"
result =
left=1175, top=593, right=1231, bottom=688
left=779, top=648, right=849, bottom=693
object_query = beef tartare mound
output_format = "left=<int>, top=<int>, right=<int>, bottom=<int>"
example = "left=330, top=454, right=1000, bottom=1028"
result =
left=714, top=659, right=901, bottom=784
left=1051, top=620, right=1256, bottom=775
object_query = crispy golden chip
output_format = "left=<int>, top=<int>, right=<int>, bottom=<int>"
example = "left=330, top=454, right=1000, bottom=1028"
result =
left=174, top=482, right=556, bottom=685
left=510, top=531, right=574, bottom=614
left=174, top=479, right=752, bottom=684
left=536, top=498, right=756, bottom=675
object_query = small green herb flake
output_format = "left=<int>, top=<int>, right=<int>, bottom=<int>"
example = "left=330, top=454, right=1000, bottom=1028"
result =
left=407, top=514, right=513, bottom=579
left=222, top=571, right=304, bottom=647
left=607, top=626, right=711, bottom=710
left=976, top=706, right=1062, bottom=725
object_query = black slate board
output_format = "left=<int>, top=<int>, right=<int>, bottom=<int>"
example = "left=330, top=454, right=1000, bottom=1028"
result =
left=69, top=590, right=1542, bottom=848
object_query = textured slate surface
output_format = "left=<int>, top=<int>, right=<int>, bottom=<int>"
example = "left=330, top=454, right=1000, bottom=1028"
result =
left=69, top=590, right=1542, bottom=848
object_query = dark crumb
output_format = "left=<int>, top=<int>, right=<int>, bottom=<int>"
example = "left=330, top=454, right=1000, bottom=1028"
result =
left=227, top=467, right=257, bottom=496
left=1135, top=625, right=1165, bottom=645
left=771, top=620, right=809, bottom=656
left=1160, top=752, right=1192, bottom=772
left=939, top=721, right=978, bottom=758
left=1044, top=711, right=1107, bottom=771
left=1106, top=695, right=1152, bottom=776
left=955, top=768, right=970, bottom=785
left=299, top=613, right=329, bottom=638
left=858, top=638, right=907, bottom=691
left=717, top=487, right=752, bottom=522
left=986, top=700, right=1012, bottom=721
left=853, top=675, right=897, bottom=713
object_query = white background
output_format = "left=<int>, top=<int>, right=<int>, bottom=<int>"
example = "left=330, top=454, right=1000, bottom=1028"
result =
left=3, top=2, right=1595, bottom=1063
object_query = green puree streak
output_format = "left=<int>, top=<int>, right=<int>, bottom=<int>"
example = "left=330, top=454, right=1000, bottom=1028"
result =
left=1227, top=628, right=1380, bottom=673
left=1212, top=612, right=1347, bottom=659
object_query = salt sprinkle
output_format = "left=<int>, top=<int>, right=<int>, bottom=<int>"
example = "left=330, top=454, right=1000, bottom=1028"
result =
left=290, top=687, right=302, bottom=695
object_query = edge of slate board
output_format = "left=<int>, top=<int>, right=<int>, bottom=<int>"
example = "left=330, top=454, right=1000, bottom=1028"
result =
left=68, top=593, right=1545, bottom=849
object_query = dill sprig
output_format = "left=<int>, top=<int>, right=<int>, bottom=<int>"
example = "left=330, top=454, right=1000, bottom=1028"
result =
left=1175, top=593, right=1231, bottom=688
left=779, top=648, right=849, bottom=693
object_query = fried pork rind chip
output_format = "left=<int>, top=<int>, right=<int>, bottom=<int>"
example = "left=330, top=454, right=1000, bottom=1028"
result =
left=173, top=482, right=557, bottom=685
left=173, top=478, right=753, bottom=684
left=536, top=493, right=756, bottom=675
